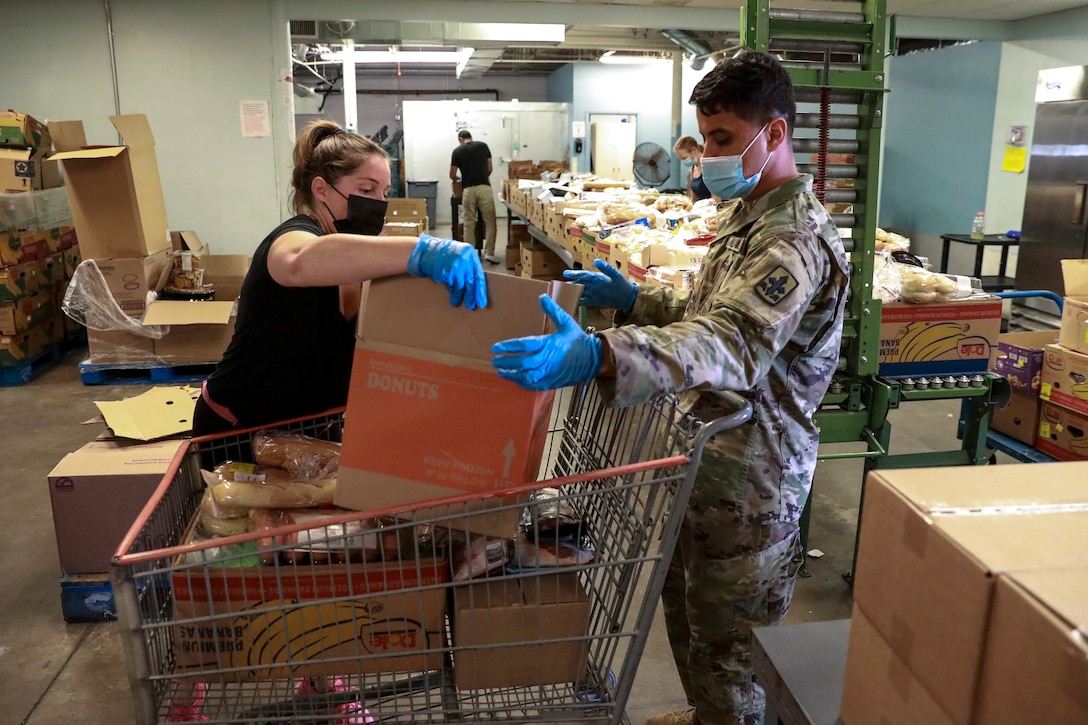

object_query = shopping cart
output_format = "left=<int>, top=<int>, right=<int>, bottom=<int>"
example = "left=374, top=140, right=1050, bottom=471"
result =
left=112, top=383, right=751, bottom=724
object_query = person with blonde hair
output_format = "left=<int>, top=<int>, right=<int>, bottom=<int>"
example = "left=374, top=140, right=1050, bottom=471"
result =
left=674, top=134, right=713, bottom=203
left=192, top=120, right=487, bottom=438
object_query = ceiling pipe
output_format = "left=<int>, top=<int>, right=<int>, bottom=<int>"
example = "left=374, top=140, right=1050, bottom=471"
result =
left=660, top=29, right=711, bottom=70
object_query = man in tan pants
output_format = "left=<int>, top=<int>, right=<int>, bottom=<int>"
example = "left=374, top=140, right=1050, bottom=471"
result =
left=450, top=130, right=499, bottom=264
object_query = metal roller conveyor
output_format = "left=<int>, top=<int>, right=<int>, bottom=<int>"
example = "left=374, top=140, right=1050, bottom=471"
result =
left=840, top=238, right=855, bottom=252
left=795, top=113, right=861, bottom=130
left=797, top=163, right=857, bottom=178
left=781, top=60, right=864, bottom=73
left=795, top=89, right=864, bottom=105
left=830, top=213, right=857, bottom=229
left=772, top=39, right=867, bottom=55
left=769, top=9, right=866, bottom=23
left=793, top=138, right=859, bottom=154
left=824, top=188, right=857, bottom=204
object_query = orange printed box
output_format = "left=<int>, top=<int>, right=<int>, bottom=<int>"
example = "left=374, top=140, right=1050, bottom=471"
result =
left=336, top=273, right=580, bottom=538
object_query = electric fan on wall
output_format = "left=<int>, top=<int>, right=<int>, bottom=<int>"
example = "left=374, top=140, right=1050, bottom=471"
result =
left=632, top=142, right=672, bottom=188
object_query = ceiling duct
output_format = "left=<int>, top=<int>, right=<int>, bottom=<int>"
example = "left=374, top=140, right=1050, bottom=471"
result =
left=660, top=29, right=711, bottom=70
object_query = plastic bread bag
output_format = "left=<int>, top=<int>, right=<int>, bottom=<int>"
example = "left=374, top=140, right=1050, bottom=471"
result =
left=199, top=488, right=251, bottom=538
left=253, top=429, right=340, bottom=479
left=872, top=254, right=903, bottom=303
left=512, top=529, right=595, bottom=569
left=199, top=460, right=335, bottom=508
left=449, top=532, right=511, bottom=581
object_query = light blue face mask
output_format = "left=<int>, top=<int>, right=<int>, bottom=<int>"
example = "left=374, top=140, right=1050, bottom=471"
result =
left=682, top=157, right=698, bottom=169
left=700, top=122, right=772, bottom=200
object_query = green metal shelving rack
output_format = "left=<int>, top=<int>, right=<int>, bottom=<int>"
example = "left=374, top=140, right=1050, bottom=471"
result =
left=740, top=0, right=1008, bottom=580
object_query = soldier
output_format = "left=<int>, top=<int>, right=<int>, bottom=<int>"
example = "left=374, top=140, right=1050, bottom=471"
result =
left=491, top=51, right=849, bottom=725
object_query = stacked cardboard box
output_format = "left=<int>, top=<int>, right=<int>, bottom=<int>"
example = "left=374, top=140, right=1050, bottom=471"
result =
left=841, top=466, right=1088, bottom=724
left=386, top=198, right=428, bottom=235
left=0, top=111, right=79, bottom=368
left=987, top=330, right=1057, bottom=445
left=52, top=116, right=247, bottom=365
left=519, top=243, right=565, bottom=281
left=1033, top=260, right=1088, bottom=460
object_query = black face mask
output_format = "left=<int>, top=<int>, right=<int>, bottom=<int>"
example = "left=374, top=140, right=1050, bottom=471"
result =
left=326, top=184, right=388, bottom=236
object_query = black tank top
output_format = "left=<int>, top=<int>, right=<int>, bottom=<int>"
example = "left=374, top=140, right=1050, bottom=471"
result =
left=691, top=172, right=712, bottom=202
left=205, top=215, right=356, bottom=427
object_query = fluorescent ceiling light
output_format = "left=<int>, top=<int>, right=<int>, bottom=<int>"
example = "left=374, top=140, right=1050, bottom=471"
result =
left=598, top=51, right=670, bottom=65
left=320, top=47, right=475, bottom=65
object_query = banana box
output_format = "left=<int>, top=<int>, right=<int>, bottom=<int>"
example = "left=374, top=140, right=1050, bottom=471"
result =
left=1036, top=401, right=1088, bottom=461
left=172, top=519, right=448, bottom=680
left=1040, top=343, right=1088, bottom=417
left=878, top=297, right=1003, bottom=377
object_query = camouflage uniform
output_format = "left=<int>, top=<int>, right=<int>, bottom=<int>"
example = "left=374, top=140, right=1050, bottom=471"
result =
left=597, top=175, right=849, bottom=725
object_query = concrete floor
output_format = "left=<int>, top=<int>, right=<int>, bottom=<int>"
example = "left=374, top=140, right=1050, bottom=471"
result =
left=0, top=222, right=1023, bottom=723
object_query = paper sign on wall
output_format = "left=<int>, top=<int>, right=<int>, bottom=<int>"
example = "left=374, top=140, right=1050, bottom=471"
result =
left=1002, top=145, right=1027, bottom=173
left=240, top=100, right=270, bottom=138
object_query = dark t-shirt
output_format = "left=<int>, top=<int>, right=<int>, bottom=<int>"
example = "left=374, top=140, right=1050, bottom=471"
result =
left=451, top=141, right=492, bottom=187
left=205, top=215, right=355, bottom=427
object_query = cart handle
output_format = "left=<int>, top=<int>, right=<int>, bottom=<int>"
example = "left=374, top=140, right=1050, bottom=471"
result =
left=693, top=390, right=754, bottom=445
left=993, top=290, right=1063, bottom=313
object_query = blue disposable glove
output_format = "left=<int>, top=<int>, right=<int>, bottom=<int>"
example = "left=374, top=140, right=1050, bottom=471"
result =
left=408, top=234, right=488, bottom=310
left=491, top=295, right=603, bottom=391
left=562, top=258, right=637, bottom=311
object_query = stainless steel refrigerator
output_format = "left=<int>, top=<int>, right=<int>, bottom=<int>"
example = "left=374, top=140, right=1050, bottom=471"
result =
left=1016, top=65, right=1088, bottom=297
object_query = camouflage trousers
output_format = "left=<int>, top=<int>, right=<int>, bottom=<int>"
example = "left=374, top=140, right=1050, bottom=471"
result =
left=661, top=446, right=805, bottom=725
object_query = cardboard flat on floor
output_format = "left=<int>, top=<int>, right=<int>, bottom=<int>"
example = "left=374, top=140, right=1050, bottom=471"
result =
left=878, top=296, right=1003, bottom=377
left=50, top=115, right=171, bottom=260
left=852, top=467, right=1088, bottom=725
left=992, top=329, right=1058, bottom=393
left=840, top=605, right=956, bottom=725
left=336, top=272, right=581, bottom=537
left=47, top=439, right=184, bottom=574
left=973, top=568, right=1088, bottom=724
left=172, top=551, right=448, bottom=680
left=1040, top=343, right=1088, bottom=417
left=1035, top=400, right=1088, bottom=461
left=1060, top=259, right=1088, bottom=355
left=990, top=389, right=1041, bottom=446
left=452, top=573, right=590, bottom=690
left=93, top=386, right=195, bottom=441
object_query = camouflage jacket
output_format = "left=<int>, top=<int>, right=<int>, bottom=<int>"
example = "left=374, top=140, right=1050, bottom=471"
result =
left=598, top=174, right=849, bottom=523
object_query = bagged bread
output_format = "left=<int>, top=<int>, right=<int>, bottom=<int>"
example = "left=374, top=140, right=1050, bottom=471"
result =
left=199, top=488, right=252, bottom=537
left=209, top=477, right=336, bottom=509
left=253, top=430, right=340, bottom=479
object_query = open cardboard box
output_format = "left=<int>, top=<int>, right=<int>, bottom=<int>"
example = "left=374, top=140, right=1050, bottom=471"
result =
left=849, top=465, right=1088, bottom=724
left=141, top=254, right=249, bottom=363
left=50, top=115, right=171, bottom=260
left=335, top=272, right=580, bottom=537
left=1060, top=259, right=1088, bottom=355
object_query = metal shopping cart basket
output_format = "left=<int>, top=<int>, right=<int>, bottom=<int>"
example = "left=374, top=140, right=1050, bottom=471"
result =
left=112, top=383, right=751, bottom=724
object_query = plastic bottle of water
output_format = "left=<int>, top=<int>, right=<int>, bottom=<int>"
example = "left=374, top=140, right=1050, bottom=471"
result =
left=970, top=212, right=985, bottom=240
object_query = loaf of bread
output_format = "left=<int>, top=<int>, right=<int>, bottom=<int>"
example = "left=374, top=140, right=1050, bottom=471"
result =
left=199, top=489, right=252, bottom=537
left=253, top=430, right=340, bottom=479
left=209, top=477, right=336, bottom=510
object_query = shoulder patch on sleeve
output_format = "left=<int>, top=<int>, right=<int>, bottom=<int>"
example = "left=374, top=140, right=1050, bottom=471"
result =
left=754, top=266, right=799, bottom=306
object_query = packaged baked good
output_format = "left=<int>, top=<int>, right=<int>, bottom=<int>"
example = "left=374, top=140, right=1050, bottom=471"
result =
left=253, top=430, right=340, bottom=479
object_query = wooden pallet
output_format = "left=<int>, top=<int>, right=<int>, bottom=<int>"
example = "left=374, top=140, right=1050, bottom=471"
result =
left=0, top=331, right=86, bottom=387
left=79, top=360, right=216, bottom=386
